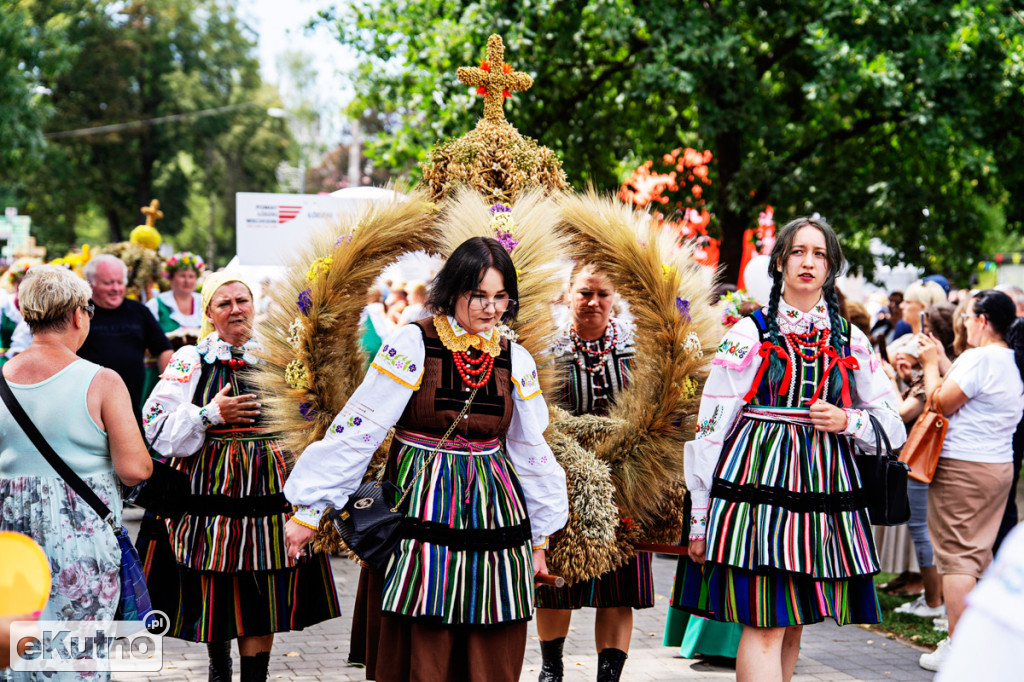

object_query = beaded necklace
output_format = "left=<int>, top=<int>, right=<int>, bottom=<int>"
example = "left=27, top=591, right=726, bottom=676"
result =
left=569, top=319, right=618, bottom=375
left=784, top=327, right=830, bottom=362
left=452, top=347, right=494, bottom=388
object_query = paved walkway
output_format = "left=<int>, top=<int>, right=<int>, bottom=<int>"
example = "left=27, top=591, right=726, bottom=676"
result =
left=119, top=509, right=935, bottom=682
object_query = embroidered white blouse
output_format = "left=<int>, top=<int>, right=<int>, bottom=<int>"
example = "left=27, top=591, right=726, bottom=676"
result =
left=284, top=318, right=569, bottom=546
left=686, top=298, right=907, bottom=536
left=142, top=333, right=262, bottom=456
left=145, top=290, right=204, bottom=329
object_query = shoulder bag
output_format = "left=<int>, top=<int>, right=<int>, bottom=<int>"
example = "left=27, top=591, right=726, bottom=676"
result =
left=121, top=417, right=192, bottom=520
left=854, top=413, right=911, bottom=525
left=0, top=373, right=154, bottom=623
left=898, top=387, right=947, bottom=483
left=326, top=386, right=478, bottom=571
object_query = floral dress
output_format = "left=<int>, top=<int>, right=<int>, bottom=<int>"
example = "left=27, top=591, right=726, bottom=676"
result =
left=0, top=360, right=120, bottom=681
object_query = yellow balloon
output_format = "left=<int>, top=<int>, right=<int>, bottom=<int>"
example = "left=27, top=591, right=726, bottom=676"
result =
left=0, top=531, right=51, bottom=616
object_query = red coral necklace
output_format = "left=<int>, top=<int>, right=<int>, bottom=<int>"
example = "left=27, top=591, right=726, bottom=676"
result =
left=452, top=348, right=494, bottom=388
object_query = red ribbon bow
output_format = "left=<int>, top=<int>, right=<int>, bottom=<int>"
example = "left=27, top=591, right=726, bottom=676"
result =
left=743, top=342, right=792, bottom=403
left=809, top=347, right=859, bottom=406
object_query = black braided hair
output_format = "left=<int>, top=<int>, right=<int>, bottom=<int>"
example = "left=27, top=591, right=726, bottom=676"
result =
left=824, top=283, right=857, bottom=404
left=764, top=272, right=786, bottom=387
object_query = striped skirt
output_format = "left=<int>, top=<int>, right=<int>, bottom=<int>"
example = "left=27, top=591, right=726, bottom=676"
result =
left=536, top=552, right=654, bottom=610
left=166, top=428, right=292, bottom=572
left=673, top=406, right=881, bottom=627
left=381, top=431, right=535, bottom=626
left=142, top=427, right=341, bottom=641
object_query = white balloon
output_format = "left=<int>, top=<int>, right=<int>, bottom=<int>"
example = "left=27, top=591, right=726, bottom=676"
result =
left=743, top=255, right=774, bottom=305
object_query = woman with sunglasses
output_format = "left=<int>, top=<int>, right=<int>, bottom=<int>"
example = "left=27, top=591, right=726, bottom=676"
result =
left=284, top=236, right=569, bottom=682
left=916, top=289, right=1024, bottom=672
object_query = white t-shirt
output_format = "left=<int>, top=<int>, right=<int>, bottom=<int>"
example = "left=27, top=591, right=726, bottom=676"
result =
left=941, top=345, right=1024, bottom=464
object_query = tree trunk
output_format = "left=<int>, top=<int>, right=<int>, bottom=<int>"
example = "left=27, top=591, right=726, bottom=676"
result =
left=714, top=130, right=745, bottom=285
left=106, top=206, right=123, bottom=243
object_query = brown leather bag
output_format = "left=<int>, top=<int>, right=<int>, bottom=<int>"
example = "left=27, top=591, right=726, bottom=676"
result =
left=899, top=388, right=948, bottom=483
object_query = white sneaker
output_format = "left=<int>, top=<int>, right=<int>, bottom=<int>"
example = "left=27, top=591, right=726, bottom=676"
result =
left=933, top=617, right=948, bottom=632
left=894, top=595, right=946, bottom=618
left=919, top=637, right=951, bottom=672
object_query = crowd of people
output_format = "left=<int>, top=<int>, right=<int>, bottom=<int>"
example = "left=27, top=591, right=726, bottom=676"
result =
left=1, top=219, right=1023, bottom=682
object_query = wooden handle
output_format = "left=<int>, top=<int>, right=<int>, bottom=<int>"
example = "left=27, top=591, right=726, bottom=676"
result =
left=535, top=574, right=566, bottom=588
left=634, top=542, right=688, bottom=555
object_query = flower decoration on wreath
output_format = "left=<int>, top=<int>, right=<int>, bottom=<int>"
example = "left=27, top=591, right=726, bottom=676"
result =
left=164, top=251, right=206, bottom=278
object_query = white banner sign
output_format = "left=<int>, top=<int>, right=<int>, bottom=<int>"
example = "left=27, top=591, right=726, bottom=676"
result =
left=235, top=190, right=403, bottom=266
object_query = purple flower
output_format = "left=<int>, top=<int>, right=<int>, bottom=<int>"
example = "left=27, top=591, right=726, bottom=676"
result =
left=57, top=563, right=91, bottom=601
left=495, top=230, right=519, bottom=253
left=489, top=203, right=511, bottom=214
left=297, top=288, right=312, bottom=315
left=676, top=297, right=691, bottom=321
left=335, top=234, right=353, bottom=248
left=353, top=416, right=362, bottom=425
left=388, top=348, right=397, bottom=357
left=299, top=402, right=317, bottom=421
left=409, top=364, right=416, bottom=372
left=333, top=425, right=344, bottom=434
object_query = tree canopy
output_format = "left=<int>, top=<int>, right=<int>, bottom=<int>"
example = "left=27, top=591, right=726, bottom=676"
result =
left=322, top=0, right=1024, bottom=282
left=2, top=0, right=290, bottom=263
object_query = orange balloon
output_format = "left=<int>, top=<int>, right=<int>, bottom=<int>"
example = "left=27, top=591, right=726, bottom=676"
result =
left=0, top=531, right=51, bottom=616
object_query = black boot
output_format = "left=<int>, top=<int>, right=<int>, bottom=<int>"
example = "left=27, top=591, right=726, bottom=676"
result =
left=207, top=641, right=232, bottom=682
left=596, top=648, right=628, bottom=682
left=240, top=651, right=270, bottom=682
left=538, top=637, right=565, bottom=682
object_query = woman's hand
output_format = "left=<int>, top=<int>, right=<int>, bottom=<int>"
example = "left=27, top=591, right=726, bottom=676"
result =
left=687, top=538, right=706, bottom=565
left=285, top=518, right=316, bottom=561
left=916, top=334, right=939, bottom=367
left=212, top=384, right=260, bottom=424
left=532, top=548, right=549, bottom=577
left=893, top=354, right=916, bottom=382
left=809, top=400, right=849, bottom=433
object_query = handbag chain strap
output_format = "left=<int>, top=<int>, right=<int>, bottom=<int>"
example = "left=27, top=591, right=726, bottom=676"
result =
left=388, top=385, right=480, bottom=512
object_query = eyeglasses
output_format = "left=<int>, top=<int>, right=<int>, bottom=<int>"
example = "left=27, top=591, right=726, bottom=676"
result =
left=463, top=294, right=516, bottom=314
left=81, top=304, right=95, bottom=319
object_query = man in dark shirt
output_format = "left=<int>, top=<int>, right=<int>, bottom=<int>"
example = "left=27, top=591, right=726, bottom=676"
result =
left=78, top=254, right=173, bottom=417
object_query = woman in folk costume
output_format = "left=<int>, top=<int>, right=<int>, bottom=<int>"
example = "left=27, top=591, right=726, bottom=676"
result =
left=140, top=272, right=340, bottom=682
left=674, top=217, right=906, bottom=682
left=142, top=252, right=205, bottom=398
left=535, top=262, right=650, bottom=682
left=284, top=236, right=569, bottom=682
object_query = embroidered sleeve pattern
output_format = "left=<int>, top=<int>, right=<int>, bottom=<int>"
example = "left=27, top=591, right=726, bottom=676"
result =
left=142, top=401, right=166, bottom=428
left=510, top=342, right=543, bottom=400
left=292, top=505, right=325, bottom=530
left=711, top=319, right=760, bottom=372
left=370, top=326, right=425, bottom=390
left=160, top=350, right=201, bottom=383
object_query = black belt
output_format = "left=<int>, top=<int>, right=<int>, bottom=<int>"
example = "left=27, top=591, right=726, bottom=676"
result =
left=711, top=479, right=867, bottom=515
left=186, top=492, right=292, bottom=519
left=400, top=518, right=532, bottom=552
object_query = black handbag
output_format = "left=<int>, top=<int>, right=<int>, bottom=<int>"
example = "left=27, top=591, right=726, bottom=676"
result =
left=122, top=419, right=192, bottom=519
left=327, top=386, right=479, bottom=570
left=854, top=413, right=911, bottom=526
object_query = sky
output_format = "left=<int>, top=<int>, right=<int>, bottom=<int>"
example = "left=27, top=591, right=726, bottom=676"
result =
left=237, top=0, right=356, bottom=145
